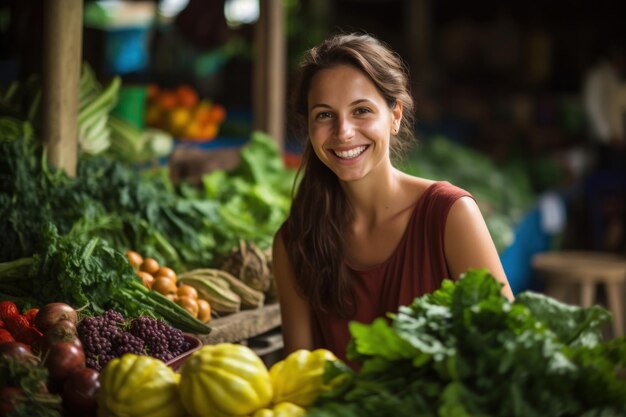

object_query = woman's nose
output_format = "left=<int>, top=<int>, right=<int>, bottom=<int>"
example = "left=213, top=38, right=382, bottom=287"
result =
left=336, top=116, right=354, bottom=141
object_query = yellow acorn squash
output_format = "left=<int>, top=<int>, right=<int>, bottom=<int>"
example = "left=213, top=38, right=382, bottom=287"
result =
left=97, top=353, right=185, bottom=417
left=269, top=348, right=338, bottom=407
left=179, top=343, right=273, bottom=416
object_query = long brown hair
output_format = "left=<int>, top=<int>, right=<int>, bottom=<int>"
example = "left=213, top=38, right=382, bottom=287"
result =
left=284, top=32, right=415, bottom=318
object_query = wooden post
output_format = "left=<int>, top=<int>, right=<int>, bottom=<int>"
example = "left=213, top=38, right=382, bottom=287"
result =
left=41, top=0, right=83, bottom=177
left=253, top=0, right=286, bottom=151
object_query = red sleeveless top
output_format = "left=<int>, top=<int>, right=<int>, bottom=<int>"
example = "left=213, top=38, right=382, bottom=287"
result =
left=309, top=181, right=473, bottom=364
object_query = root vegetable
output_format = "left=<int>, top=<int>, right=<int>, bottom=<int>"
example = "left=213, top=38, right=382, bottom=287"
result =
left=126, top=250, right=143, bottom=269
left=197, top=299, right=211, bottom=323
left=155, top=266, right=177, bottom=283
left=152, top=276, right=177, bottom=296
left=44, top=341, right=86, bottom=389
left=62, top=367, right=100, bottom=416
left=37, top=320, right=82, bottom=356
left=176, top=296, right=199, bottom=318
left=136, top=271, right=155, bottom=289
left=0, top=387, right=22, bottom=415
left=0, top=342, right=36, bottom=363
left=34, top=303, right=78, bottom=334
left=140, top=258, right=160, bottom=275
left=177, top=284, right=198, bottom=299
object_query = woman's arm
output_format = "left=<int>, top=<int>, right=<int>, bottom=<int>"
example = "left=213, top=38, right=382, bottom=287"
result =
left=272, top=230, right=315, bottom=353
left=444, top=196, right=514, bottom=300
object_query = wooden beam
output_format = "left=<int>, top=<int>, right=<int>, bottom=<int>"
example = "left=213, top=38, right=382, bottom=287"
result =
left=41, top=0, right=83, bottom=177
left=253, top=0, right=286, bottom=150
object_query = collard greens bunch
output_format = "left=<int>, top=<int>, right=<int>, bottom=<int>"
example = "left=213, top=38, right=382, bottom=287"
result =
left=309, top=269, right=626, bottom=417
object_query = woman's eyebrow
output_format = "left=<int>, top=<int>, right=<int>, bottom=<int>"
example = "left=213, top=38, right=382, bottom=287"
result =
left=310, top=99, right=374, bottom=111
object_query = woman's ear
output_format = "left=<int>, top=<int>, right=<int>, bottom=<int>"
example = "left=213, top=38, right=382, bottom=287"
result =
left=391, top=101, right=403, bottom=134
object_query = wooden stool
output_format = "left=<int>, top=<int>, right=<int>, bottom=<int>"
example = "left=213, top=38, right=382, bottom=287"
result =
left=531, top=251, right=626, bottom=338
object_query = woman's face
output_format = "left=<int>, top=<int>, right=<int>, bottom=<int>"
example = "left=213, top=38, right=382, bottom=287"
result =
left=307, top=64, right=402, bottom=183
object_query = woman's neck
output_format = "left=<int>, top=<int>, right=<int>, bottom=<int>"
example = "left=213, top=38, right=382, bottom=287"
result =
left=341, top=166, right=407, bottom=224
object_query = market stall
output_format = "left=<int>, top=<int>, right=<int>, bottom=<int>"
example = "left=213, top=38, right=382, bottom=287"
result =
left=2, top=1, right=626, bottom=416
left=34, top=0, right=286, bottom=347
left=0, top=1, right=293, bottom=415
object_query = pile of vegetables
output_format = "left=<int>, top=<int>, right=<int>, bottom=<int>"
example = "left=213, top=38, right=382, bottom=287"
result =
left=0, top=73, right=293, bottom=344
left=0, top=64, right=173, bottom=163
left=129, top=250, right=212, bottom=323
left=0, top=64, right=119, bottom=155
left=144, top=84, right=227, bottom=141
left=1, top=301, right=98, bottom=417
left=0, top=225, right=210, bottom=334
left=2, top=118, right=289, bottom=266
left=307, top=269, right=626, bottom=417
left=0, top=115, right=292, bottom=271
left=96, top=344, right=338, bottom=417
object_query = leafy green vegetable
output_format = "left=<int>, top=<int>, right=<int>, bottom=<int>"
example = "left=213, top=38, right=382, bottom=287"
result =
left=309, top=269, right=626, bottom=417
left=0, top=118, right=293, bottom=270
left=199, top=131, right=296, bottom=249
left=0, top=357, right=62, bottom=417
left=0, top=224, right=210, bottom=333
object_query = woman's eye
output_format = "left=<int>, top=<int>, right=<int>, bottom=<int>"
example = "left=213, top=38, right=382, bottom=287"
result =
left=354, top=107, right=371, bottom=115
left=316, top=111, right=333, bottom=120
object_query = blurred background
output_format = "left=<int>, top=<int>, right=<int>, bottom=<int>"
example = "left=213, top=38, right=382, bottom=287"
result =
left=0, top=0, right=625, bottom=327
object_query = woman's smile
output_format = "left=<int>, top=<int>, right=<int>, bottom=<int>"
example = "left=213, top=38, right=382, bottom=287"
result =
left=331, top=145, right=370, bottom=160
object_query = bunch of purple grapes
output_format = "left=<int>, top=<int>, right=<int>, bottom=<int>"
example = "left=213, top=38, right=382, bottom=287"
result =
left=77, top=310, right=190, bottom=371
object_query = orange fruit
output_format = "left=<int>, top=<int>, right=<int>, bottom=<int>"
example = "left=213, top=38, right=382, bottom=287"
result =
left=208, top=104, right=226, bottom=124
left=176, top=85, right=199, bottom=108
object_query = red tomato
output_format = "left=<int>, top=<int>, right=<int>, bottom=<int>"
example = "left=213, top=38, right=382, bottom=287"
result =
left=0, top=328, right=14, bottom=344
left=23, top=308, right=39, bottom=324
left=0, top=301, right=19, bottom=321
left=5, top=315, right=42, bottom=346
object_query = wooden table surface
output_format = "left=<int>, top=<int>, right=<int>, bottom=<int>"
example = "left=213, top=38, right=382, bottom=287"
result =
left=197, top=303, right=281, bottom=345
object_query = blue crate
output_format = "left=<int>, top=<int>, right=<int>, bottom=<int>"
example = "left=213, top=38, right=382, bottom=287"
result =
left=104, top=26, right=151, bottom=75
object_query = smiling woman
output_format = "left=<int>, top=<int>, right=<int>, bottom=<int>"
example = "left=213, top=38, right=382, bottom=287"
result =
left=272, top=32, right=513, bottom=368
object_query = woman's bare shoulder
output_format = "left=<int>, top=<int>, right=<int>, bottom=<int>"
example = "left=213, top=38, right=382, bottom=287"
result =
left=398, top=172, right=437, bottom=201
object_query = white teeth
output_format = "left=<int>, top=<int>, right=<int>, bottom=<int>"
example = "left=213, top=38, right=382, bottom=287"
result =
left=333, top=145, right=367, bottom=159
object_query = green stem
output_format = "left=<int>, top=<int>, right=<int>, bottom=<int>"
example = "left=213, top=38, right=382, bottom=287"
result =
left=0, top=257, right=33, bottom=278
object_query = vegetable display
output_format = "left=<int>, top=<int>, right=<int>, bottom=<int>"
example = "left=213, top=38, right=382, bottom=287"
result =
left=252, top=402, right=306, bottom=417
left=269, top=349, right=340, bottom=407
left=144, top=84, right=227, bottom=141
left=0, top=225, right=210, bottom=334
left=90, top=345, right=328, bottom=417
left=179, top=343, right=273, bottom=416
left=0, top=115, right=293, bottom=272
left=76, top=310, right=190, bottom=371
left=0, top=301, right=96, bottom=417
left=307, top=269, right=626, bottom=417
left=97, top=353, right=185, bottom=417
